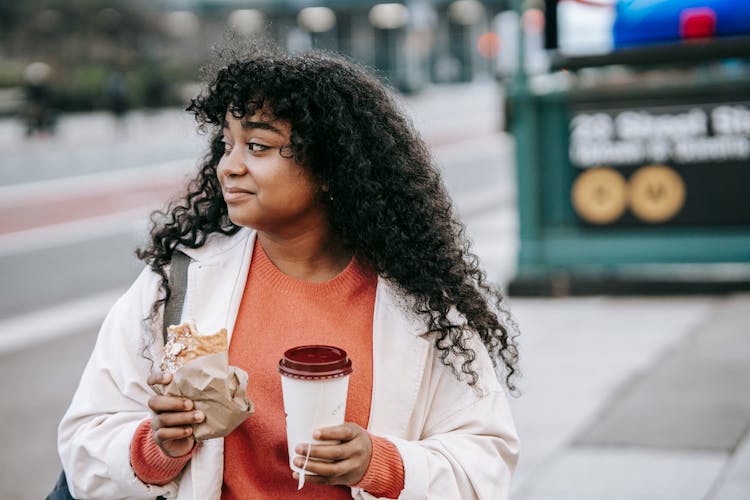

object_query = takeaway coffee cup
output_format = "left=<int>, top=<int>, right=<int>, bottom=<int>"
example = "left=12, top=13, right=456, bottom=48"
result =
left=278, top=345, right=353, bottom=476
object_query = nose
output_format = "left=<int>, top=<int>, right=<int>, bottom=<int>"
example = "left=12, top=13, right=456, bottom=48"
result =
left=217, top=146, right=248, bottom=178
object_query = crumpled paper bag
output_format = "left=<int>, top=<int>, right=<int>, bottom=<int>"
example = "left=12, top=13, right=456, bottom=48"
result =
left=150, top=351, right=254, bottom=440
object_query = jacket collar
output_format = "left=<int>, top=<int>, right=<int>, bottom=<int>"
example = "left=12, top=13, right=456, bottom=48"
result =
left=179, top=227, right=254, bottom=263
left=375, top=278, right=428, bottom=337
left=179, top=227, right=429, bottom=339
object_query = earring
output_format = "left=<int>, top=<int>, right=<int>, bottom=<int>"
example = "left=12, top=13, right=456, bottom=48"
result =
left=322, top=183, right=333, bottom=201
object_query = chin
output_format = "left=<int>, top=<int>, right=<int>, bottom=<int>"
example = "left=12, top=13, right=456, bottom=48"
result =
left=226, top=211, right=252, bottom=229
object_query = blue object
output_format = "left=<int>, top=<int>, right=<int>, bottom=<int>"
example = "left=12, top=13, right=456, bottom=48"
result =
left=613, top=0, right=750, bottom=48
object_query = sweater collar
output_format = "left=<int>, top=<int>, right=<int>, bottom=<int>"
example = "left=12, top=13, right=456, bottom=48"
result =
left=249, top=238, right=374, bottom=296
left=178, top=227, right=428, bottom=337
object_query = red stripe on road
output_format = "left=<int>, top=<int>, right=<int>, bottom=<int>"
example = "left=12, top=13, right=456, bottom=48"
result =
left=1, top=129, right=500, bottom=236
left=0, top=180, right=179, bottom=234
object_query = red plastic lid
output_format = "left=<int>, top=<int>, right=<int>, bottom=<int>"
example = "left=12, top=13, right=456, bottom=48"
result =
left=278, top=345, right=353, bottom=380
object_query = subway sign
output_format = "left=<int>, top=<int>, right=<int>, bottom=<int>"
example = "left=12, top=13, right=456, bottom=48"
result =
left=568, top=102, right=750, bottom=227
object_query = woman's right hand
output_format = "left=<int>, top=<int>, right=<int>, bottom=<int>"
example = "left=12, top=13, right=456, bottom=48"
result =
left=147, top=372, right=205, bottom=457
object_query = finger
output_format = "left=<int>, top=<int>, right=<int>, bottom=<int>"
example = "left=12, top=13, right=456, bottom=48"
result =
left=314, top=422, right=359, bottom=442
left=293, top=470, right=334, bottom=486
left=148, top=395, right=194, bottom=413
left=292, top=457, right=357, bottom=484
left=147, top=371, right=173, bottom=386
left=292, top=456, right=334, bottom=478
left=152, top=410, right=204, bottom=429
left=294, top=472, right=330, bottom=486
left=295, top=442, right=353, bottom=462
left=159, top=439, right=195, bottom=458
left=154, top=426, right=193, bottom=442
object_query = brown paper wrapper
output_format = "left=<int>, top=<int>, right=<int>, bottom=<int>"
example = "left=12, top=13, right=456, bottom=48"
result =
left=151, top=351, right=254, bottom=441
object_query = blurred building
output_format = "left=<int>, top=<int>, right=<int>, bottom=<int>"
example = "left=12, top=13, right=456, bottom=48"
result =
left=0, top=0, right=513, bottom=114
left=157, top=0, right=511, bottom=92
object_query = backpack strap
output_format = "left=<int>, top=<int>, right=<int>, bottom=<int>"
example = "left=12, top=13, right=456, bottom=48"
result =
left=162, top=250, right=190, bottom=344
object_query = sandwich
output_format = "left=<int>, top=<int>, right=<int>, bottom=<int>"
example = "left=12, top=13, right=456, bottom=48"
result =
left=161, top=321, right=228, bottom=374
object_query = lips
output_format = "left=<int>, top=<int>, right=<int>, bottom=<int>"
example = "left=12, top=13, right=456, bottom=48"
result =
left=222, top=187, right=255, bottom=203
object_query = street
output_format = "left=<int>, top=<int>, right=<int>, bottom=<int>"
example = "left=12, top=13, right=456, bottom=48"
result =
left=1, top=83, right=748, bottom=500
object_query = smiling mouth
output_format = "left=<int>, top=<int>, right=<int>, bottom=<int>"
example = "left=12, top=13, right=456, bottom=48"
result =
left=223, top=190, right=254, bottom=202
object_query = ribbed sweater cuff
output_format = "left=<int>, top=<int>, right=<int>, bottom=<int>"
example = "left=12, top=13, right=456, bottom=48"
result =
left=129, top=419, right=195, bottom=486
left=354, top=433, right=405, bottom=499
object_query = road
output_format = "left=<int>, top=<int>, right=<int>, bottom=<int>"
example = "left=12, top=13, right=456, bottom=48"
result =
left=0, top=82, right=517, bottom=499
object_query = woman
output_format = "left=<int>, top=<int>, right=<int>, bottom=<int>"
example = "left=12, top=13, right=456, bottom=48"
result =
left=58, top=48, right=520, bottom=499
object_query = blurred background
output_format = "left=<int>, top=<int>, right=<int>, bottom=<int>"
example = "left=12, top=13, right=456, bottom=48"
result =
left=0, top=0, right=514, bottom=116
left=1, top=1, right=749, bottom=499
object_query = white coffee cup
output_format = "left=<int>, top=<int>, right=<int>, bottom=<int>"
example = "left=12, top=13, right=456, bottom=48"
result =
left=278, top=345, right=353, bottom=477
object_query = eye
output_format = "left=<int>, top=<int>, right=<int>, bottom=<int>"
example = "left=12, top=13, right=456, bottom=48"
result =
left=248, top=142, right=270, bottom=153
left=221, top=138, right=232, bottom=155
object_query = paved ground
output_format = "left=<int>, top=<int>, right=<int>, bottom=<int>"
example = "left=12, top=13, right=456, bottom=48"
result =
left=509, top=294, right=750, bottom=500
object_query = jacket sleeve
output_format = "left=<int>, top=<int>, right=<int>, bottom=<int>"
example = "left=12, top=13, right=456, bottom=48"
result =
left=385, top=390, right=518, bottom=500
left=355, top=332, right=520, bottom=500
left=57, top=267, right=180, bottom=499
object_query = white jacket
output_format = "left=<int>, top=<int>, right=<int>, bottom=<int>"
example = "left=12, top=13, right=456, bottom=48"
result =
left=58, top=228, right=519, bottom=500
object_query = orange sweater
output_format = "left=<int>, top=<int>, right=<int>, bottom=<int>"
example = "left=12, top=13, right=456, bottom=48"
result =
left=130, top=241, right=404, bottom=498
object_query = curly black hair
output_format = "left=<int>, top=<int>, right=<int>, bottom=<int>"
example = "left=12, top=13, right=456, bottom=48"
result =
left=137, top=47, right=519, bottom=391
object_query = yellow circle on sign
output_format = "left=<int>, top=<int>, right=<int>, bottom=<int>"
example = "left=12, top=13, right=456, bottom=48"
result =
left=571, top=167, right=628, bottom=225
left=628, top=165, right=686, bottom=223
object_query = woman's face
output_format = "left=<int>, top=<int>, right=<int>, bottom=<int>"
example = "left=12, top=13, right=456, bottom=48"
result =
left=217, top=109, right=324, bottom=236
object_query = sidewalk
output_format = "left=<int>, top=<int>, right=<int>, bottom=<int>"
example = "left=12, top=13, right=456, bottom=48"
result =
left=508, top=294, right=750, bottom=500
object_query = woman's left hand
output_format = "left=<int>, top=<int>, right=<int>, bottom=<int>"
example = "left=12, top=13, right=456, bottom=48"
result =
left=293, top=422, right=372, bottom=486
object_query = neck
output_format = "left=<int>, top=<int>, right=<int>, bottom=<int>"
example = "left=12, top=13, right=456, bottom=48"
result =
left=256, top=229, right=352, bottom=282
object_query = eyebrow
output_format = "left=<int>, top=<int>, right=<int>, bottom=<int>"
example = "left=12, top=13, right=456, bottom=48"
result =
left=222, top=119, right=283, bottom=135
